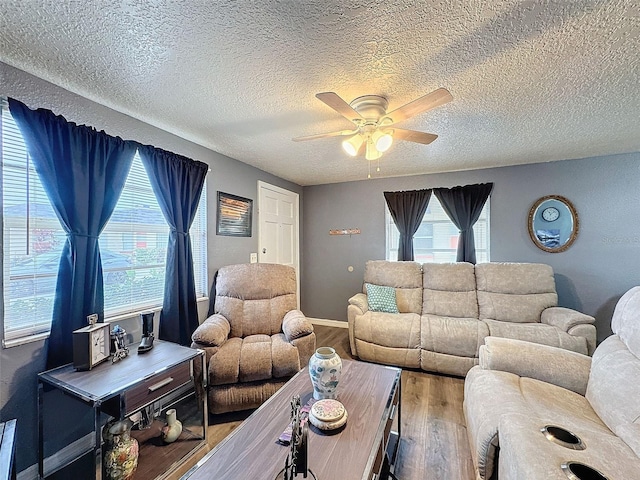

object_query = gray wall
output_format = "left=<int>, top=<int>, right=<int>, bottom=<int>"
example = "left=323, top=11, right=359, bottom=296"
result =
left=0, top=63, right=302, bottom=473
left=302, top=152, right=640, bottom=344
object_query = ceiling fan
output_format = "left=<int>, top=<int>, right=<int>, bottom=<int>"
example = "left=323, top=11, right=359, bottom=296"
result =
left=293, top=88, right=453, bottom=161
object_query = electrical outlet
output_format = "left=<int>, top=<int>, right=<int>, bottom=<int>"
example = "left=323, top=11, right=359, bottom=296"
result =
left=250, top=253, right=258, bottom=263
left=87, top=313, right=98, bottom=324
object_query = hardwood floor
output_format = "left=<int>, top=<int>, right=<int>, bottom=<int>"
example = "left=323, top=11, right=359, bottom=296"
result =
left=170, top=325, right=475, bottom=479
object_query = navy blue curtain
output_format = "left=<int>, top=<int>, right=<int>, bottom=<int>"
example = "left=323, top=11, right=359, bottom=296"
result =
left=433, top=183, right=493, bottom=264
left=384, top=189, right=432, bottom=261
left=8, top=98, right=136, bottom=368
left=138, top=145, right=208, bottom=346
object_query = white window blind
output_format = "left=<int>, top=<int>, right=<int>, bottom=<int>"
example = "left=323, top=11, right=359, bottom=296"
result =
left=2, top=101, right=65, bottom=340
left=2, top=100, right=208, bottom=342
left=100, top=152, right=208, bottom=317
left=386, top=195, right=490, bottom=263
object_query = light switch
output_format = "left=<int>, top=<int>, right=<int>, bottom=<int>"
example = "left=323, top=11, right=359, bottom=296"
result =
left=250, top=253, right=258, bottom=263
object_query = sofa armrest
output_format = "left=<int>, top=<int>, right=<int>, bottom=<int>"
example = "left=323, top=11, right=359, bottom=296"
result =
left=348, top=293, right=369, bottom=314
left=191, top=314, right=230, bottom=347
left=480, top=336, right=591, bottom=395
left=542, top=307, right=597, bottom=355
left=541, top=307, right=595, bottom=332
left=283, top=310, right=314, bottom=342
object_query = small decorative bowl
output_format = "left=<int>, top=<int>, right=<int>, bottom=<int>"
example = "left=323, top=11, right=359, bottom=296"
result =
left=309, top=399, right=348, bottom=430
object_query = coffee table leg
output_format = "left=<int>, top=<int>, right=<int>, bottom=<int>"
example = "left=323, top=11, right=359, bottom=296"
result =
left=390, top=379, right=401, bottom=467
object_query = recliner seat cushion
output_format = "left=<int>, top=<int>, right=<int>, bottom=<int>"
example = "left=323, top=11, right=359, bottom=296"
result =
left=354, top=311, right=420, bottom=349
left=208, top=333, right=300, bottom=386
left=483, top=319, right=588, bottom=354
left=421, top=314, right=487, bottom=357
left=354, top=340, right=420, bottom=368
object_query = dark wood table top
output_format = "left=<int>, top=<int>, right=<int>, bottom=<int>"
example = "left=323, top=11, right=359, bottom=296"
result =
left=183, top=359, right=400, bottom=480
left=38, top=340, right=201, bottom=402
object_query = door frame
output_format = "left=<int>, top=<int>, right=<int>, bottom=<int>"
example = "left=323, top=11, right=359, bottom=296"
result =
left=257, top=181, right=300, bottom=305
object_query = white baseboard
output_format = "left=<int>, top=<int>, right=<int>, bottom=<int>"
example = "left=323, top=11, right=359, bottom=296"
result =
left=19, top=432, right=94, bottom=479
left=309, top=318, right=348, bottom=329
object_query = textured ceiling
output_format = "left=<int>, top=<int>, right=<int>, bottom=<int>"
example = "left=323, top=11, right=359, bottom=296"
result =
left=1, top=1, right=639, bottom=186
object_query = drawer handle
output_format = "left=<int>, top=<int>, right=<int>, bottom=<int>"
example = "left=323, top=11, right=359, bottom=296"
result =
left=148, top=377, right=174, bottom=392
left=389, top=404, right=397, bottom=421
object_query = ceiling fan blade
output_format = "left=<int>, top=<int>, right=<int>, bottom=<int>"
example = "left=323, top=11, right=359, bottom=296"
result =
left=292, top=129, right=358, bottom=142
left=385, top=88, right=453, bottom=124
left=392, top=128, right=439, bottom=145
left=315, top=92, right=364, bottom=123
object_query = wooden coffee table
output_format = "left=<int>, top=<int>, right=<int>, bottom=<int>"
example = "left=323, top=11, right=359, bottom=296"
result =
left=182, top=359, right=401, bottom=480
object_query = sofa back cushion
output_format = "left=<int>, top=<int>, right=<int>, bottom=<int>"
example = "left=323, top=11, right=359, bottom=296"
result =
left=587, top=286, right=640, bottom=452
left=363, top=260, right=422, bottom=314
left=422, top=262, right=478, bottom=318
left=586, top=335, right=640, bottom=445
left=475, top=262, right=558, bottom=323
left=610, top=286, right=640, bottom=359
left=215, top=263, right=298, bottom=338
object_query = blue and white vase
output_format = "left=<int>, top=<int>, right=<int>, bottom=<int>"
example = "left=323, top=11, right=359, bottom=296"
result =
left=309, top=347, right=342, bottom=400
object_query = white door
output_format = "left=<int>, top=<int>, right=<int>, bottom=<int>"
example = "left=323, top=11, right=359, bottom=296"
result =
left=258, top=182, right=300, bottom=301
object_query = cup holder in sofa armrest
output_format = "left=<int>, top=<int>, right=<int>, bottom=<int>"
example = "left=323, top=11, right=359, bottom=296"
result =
left=561, top=462, right=608, bottom=480
left=541, top=425, right=586, bottom=450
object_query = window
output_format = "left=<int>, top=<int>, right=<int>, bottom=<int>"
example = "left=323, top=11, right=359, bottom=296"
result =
left=99, top=152, right=208, bottom=317
left=1, top=100, right=207, bottom=343
left=386, top=195, right=489, bottom=263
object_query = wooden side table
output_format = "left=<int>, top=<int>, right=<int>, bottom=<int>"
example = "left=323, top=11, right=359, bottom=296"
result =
left=38, top=340, right=207, bottom=480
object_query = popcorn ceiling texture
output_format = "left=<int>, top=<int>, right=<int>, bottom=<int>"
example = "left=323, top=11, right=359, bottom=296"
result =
left=1, top=1, right=639, bottom=185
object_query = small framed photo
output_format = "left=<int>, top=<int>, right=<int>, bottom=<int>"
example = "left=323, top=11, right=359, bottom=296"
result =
left=216, top=191, right=253, bottom=237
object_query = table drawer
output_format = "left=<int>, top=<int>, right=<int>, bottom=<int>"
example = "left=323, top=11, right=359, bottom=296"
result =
left=124, top=362, right=191, bottom=415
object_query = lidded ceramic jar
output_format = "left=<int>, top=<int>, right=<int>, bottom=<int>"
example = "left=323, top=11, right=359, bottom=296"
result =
left=308, top=347, right=342, bottom=400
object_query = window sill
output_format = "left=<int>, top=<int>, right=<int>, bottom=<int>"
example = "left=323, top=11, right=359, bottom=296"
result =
left=2, top=296, right=209, bottom=349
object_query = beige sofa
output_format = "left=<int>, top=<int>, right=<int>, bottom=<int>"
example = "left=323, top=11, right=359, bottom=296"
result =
left=348, top=261, right=596, bottom=376
left=463, top=286, right=640, bottom=480
left=191, top=263, right=316, bottom=414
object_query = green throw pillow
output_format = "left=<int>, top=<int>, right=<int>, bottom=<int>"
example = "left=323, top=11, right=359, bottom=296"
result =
left=365, top=283, right=399, bottom=313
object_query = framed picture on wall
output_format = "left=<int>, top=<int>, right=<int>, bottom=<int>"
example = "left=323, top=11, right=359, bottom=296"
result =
left=216, top=191, right=253, bottom=237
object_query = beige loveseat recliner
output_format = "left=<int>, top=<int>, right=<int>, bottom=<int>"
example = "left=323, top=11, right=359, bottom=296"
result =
left=191, top=263, right=316, bottom=414
left=348, top=261, right=596, bottom=376
left=463, top=286, right=640, bottom=480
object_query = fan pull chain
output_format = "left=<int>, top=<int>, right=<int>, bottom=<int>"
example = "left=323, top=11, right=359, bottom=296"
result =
left=367, top=160, right=371, bottom=179
left=377, top=158, right=380, bottom=172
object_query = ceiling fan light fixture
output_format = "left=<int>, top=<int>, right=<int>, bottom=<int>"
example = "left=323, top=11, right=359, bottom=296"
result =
left=365, top=139, right=382, bottom=161
left=372, top=130, right=393, bottom=152
left=342, top=134, right=363, bottom=156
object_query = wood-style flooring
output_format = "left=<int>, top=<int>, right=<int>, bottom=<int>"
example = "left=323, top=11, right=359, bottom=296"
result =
left=170, top=324, right=475, bottom=480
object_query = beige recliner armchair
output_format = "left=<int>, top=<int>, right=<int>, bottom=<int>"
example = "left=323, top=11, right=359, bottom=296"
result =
left=191, top=263, right=316, bottom=414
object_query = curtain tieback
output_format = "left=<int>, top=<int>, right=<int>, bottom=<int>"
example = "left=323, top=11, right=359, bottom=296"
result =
left=170, top=228, right=189, bottom=237
left=67, top=233, right=99, bottom=239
